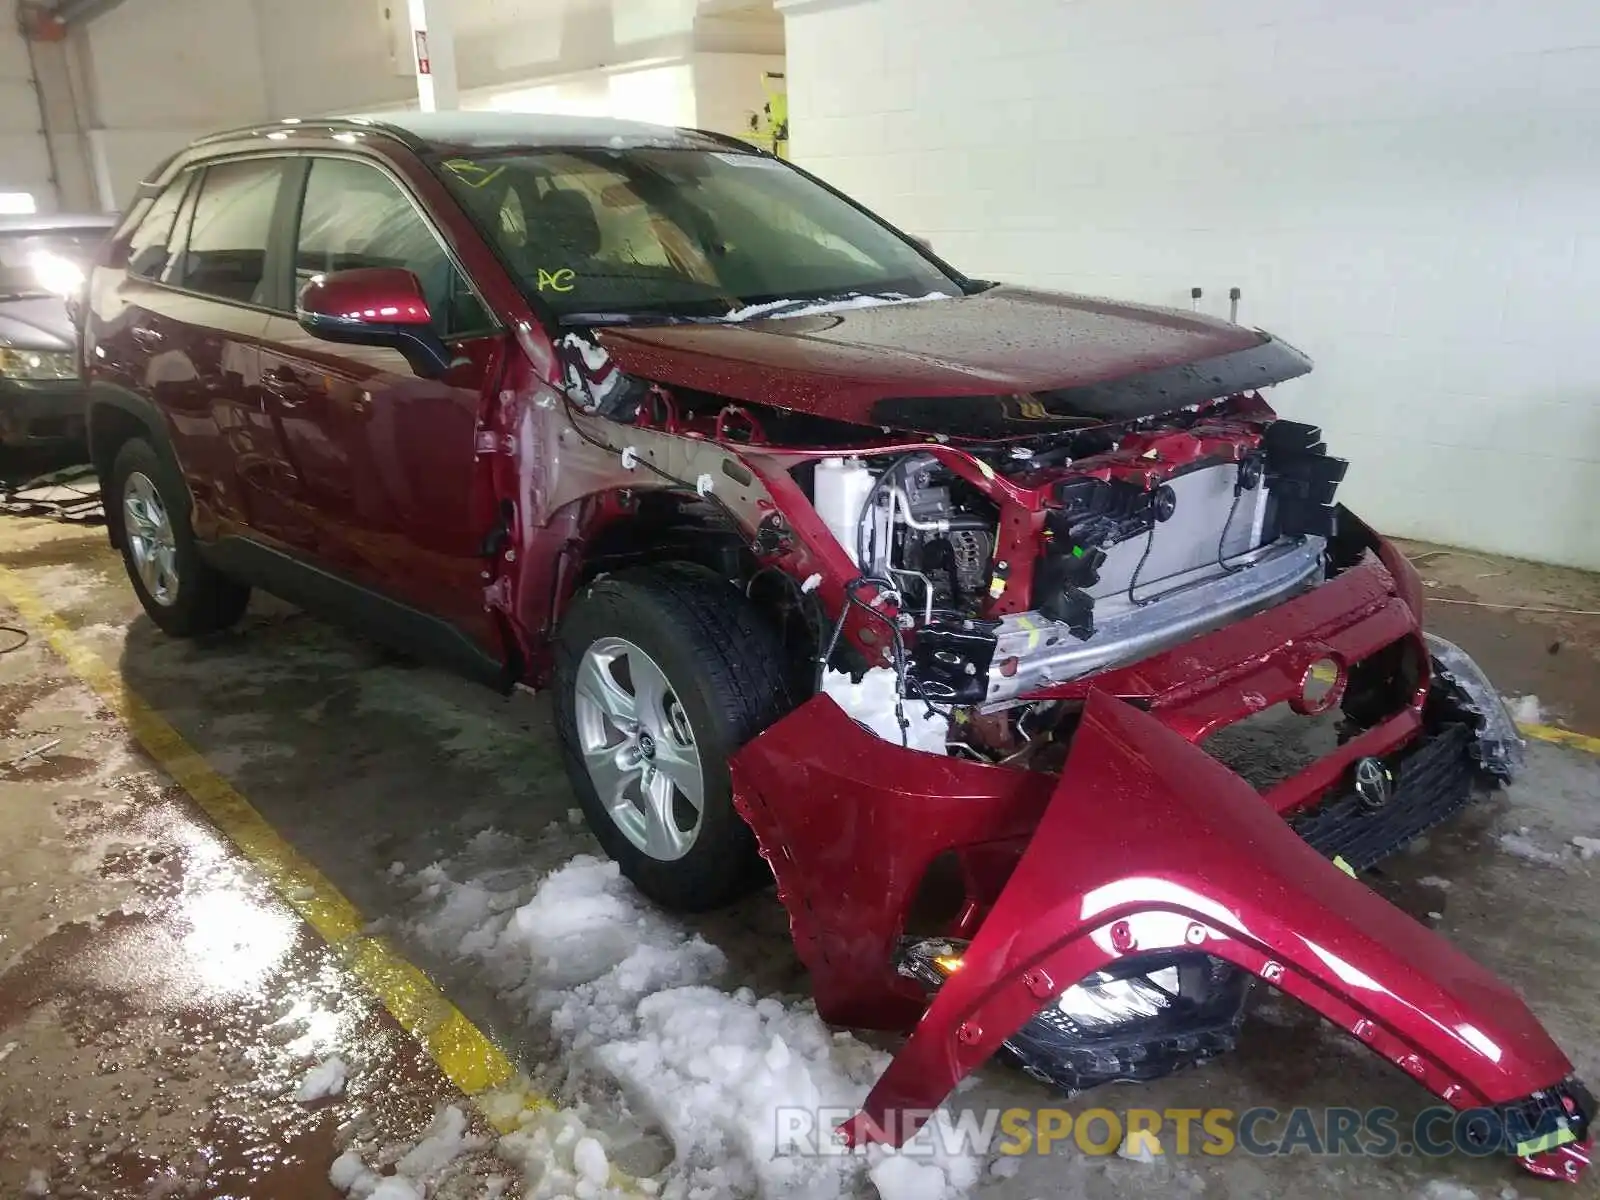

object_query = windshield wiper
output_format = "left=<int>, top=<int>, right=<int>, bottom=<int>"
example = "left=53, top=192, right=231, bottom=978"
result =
left=558, top=309, right=732, bottom=328
left=724, top=292, right=874, bottom=321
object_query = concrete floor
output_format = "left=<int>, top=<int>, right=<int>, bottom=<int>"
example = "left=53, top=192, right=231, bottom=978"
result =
left=0, top=502, right=1596, bottom=1199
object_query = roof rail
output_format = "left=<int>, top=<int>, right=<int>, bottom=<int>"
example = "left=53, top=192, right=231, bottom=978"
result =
left=186, top=117, right=430, bottom=154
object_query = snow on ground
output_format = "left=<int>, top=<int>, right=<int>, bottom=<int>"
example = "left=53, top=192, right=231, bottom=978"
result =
left=395, top=852, right=982, bottom=1199
left=1505, top=695, right=1544, bottom=727
left=1416, top=1182, right=1478, bottom=1200
left=822, top=669, right=949, bottom=755
left=295, top=1056, right=348, bottom=1102
left=1497, top=829, right=1568, bottom=867
left=329, top=1105, right=488, bottom=1199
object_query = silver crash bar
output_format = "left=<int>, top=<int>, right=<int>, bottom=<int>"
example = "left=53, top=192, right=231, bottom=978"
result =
left=982, top=536, right=1327, bottom=707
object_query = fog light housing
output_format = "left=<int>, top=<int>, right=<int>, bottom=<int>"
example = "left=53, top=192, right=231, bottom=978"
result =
left=1426, top=633, right=1525, bottom=781
left=897, top=938, right=1253, bottom=1096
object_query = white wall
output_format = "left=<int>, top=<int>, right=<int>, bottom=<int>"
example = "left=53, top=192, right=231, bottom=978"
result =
left=81, top=0, right=783, bottom=205
left=782, top=0, right=1600, bottom=571
left=0, top=19, right=52, bottom=210
left=691, top=52, right=786, bottom=140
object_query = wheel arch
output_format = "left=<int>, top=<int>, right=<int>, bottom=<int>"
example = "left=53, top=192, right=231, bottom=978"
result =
left=539, top=485, right=820, bottom=698
left=87, top=384, right=187, bottom=550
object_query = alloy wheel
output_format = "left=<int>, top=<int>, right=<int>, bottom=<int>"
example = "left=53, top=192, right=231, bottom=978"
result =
left=572, top=636, right=705, bottom=861
left=123, top=471, right=180, bottom=607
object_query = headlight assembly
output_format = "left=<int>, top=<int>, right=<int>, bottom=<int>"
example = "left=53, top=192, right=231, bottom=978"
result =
left=897, top=937, right=1253, bottom=1096
left=0, top=347, right=77, bottom=380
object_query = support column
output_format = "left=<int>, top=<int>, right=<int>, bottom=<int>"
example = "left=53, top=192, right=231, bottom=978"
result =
left=407, top=0, right=459, bottom=112
left=22, top=33, right=97, bottom=211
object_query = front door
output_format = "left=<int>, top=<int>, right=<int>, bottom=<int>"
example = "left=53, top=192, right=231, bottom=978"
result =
left=256, top=154, right=507, bottom=653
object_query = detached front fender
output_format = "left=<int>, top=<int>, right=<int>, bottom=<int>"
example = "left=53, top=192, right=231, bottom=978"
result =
left=839, top=692, right=1575, bottom=1150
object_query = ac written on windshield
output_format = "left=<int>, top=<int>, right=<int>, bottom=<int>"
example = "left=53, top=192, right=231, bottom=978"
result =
left=438, top=147, right=962, bottom=323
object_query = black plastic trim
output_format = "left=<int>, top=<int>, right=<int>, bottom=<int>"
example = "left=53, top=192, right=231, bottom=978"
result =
left=199, top=535, right=511, bottom=691
left=868, top=336, right=1314, bottom=437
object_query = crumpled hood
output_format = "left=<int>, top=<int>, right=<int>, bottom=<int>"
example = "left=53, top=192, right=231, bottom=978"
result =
left=0, top=295, right=74, bottom=352
left=594, top=285, right=1312, bottom=437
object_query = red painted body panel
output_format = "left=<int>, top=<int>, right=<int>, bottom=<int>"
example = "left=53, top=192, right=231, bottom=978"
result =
left=596, top=287, right=1264, bottom=427
left=813, top=691, right=1569, bottom=1140
left=730, top=544, right=1580, bottom=1175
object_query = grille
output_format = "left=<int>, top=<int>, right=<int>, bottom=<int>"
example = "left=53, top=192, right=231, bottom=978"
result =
left=1291, top=723, right=1476, bottom=871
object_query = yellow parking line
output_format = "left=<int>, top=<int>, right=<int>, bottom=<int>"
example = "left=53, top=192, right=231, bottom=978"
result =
left=0, top=571, right=546, bottom=1131
left=1521, top=722, right=1600, bottom=757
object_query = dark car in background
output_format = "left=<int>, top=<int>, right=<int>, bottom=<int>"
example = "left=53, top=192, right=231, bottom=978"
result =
left=0, top=213, right=117, bottom=447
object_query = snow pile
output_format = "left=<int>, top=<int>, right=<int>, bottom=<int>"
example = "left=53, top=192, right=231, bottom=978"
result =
left=329, top=1105, right=486, bottom=1200
left=1417, top=1182, right=1478, bottom=1200
left=1573, top=836, right=1600, bottom=861
left=295, top=1056, right=348, bottom=1103
left=495, top=1106, right=643, bottom=1198
left=1417, top=875, right=1453, bottom=891
left=822, top=668, right=950, bottom=755
left=1497, top=830, right=1566, bottom=867
left=23, top=1169, right=48, bottom=1197
left=1116, top=1134, right=1159, bottom=1164
left=1505, top=695, right=1544, bottom=727
left=401, top=853, right=982, bottom=1198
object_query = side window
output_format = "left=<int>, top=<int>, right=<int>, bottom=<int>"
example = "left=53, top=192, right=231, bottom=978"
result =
left=126, top=172, right=194, bottom=281
left=296, top=158, right=491, bottom=337
left=176, top=159, right=287, bottom=306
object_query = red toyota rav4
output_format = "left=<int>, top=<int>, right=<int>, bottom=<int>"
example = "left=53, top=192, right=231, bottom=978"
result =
left=83, top=112, right=1589, bottom=1180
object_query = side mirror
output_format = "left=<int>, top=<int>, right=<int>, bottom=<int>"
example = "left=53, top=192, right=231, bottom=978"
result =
left=297, top=267, right=451, bottom=377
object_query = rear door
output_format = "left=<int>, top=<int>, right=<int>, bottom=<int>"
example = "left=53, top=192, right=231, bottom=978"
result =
left=256, top=154, right=505, bottom=651
left=163, top=157, right=304, bottom=545
left=90, top=157, right=296, bottom=545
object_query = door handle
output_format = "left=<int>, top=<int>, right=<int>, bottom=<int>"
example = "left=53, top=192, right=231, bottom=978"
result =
left=261, top=366, right=306, bottom=406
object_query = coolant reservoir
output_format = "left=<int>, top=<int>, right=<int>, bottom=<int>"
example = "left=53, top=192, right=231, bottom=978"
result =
left=813, top=457, right=875, bottom=566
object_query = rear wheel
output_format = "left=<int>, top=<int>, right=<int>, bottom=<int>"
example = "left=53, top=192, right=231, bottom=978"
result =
left=554, top=564, right=792, bottom=911
left=110, top=438, right=250, bottom=636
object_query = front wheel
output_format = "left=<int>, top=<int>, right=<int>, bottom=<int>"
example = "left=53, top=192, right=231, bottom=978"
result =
left=553, top=564, right=792, bottom=912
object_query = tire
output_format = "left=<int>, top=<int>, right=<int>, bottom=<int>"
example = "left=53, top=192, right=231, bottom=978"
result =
left=110, top=437, right=250, bottom=637
left=554, top=563, right=793, bottom=912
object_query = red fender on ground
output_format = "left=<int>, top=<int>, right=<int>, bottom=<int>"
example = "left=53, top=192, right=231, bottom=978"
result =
left=731, top=691, right=1583, bottom=1174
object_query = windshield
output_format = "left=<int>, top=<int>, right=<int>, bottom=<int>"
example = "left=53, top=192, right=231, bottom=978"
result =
left=437, top=148, right=961, bottom=323
left=0, top=228, right=106, bottom=298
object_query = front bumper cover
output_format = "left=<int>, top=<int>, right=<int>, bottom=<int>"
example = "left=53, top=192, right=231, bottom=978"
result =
left=0, top=378, right=89, bottom=446
left=729, top=550, right=1587, bottom=1181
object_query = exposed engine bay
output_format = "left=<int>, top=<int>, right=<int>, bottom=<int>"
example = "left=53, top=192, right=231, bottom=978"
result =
left=548, top=320, right=1587, bottom=1186
left=808, top=411, right=1350, bottom=755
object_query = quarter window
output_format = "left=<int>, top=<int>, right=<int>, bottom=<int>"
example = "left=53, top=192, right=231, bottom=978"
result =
left=175, top=159, right=287, bottom=305
left=126, top=172, right=194, bottom=281
left=294, top=157, right=490, bottom=337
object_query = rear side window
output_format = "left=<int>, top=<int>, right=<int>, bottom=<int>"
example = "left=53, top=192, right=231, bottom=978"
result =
left=126, top=172, right=193, bottom=280
left=175, top=159, right=288, bottom=306
left=294, top=157, right=491, bottom=337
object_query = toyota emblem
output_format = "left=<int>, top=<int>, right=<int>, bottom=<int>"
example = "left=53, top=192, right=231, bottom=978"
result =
left=1353, top=756, right=1393, bottom=810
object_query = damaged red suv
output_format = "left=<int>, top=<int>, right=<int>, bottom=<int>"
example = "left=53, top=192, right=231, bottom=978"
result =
left=83, top=113, right=1589, bottom=1181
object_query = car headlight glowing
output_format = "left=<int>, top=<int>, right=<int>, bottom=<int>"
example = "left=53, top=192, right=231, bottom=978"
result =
left=28, top=249, right=86, bottom=297
left=0, top=347, right=77, bottom=380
